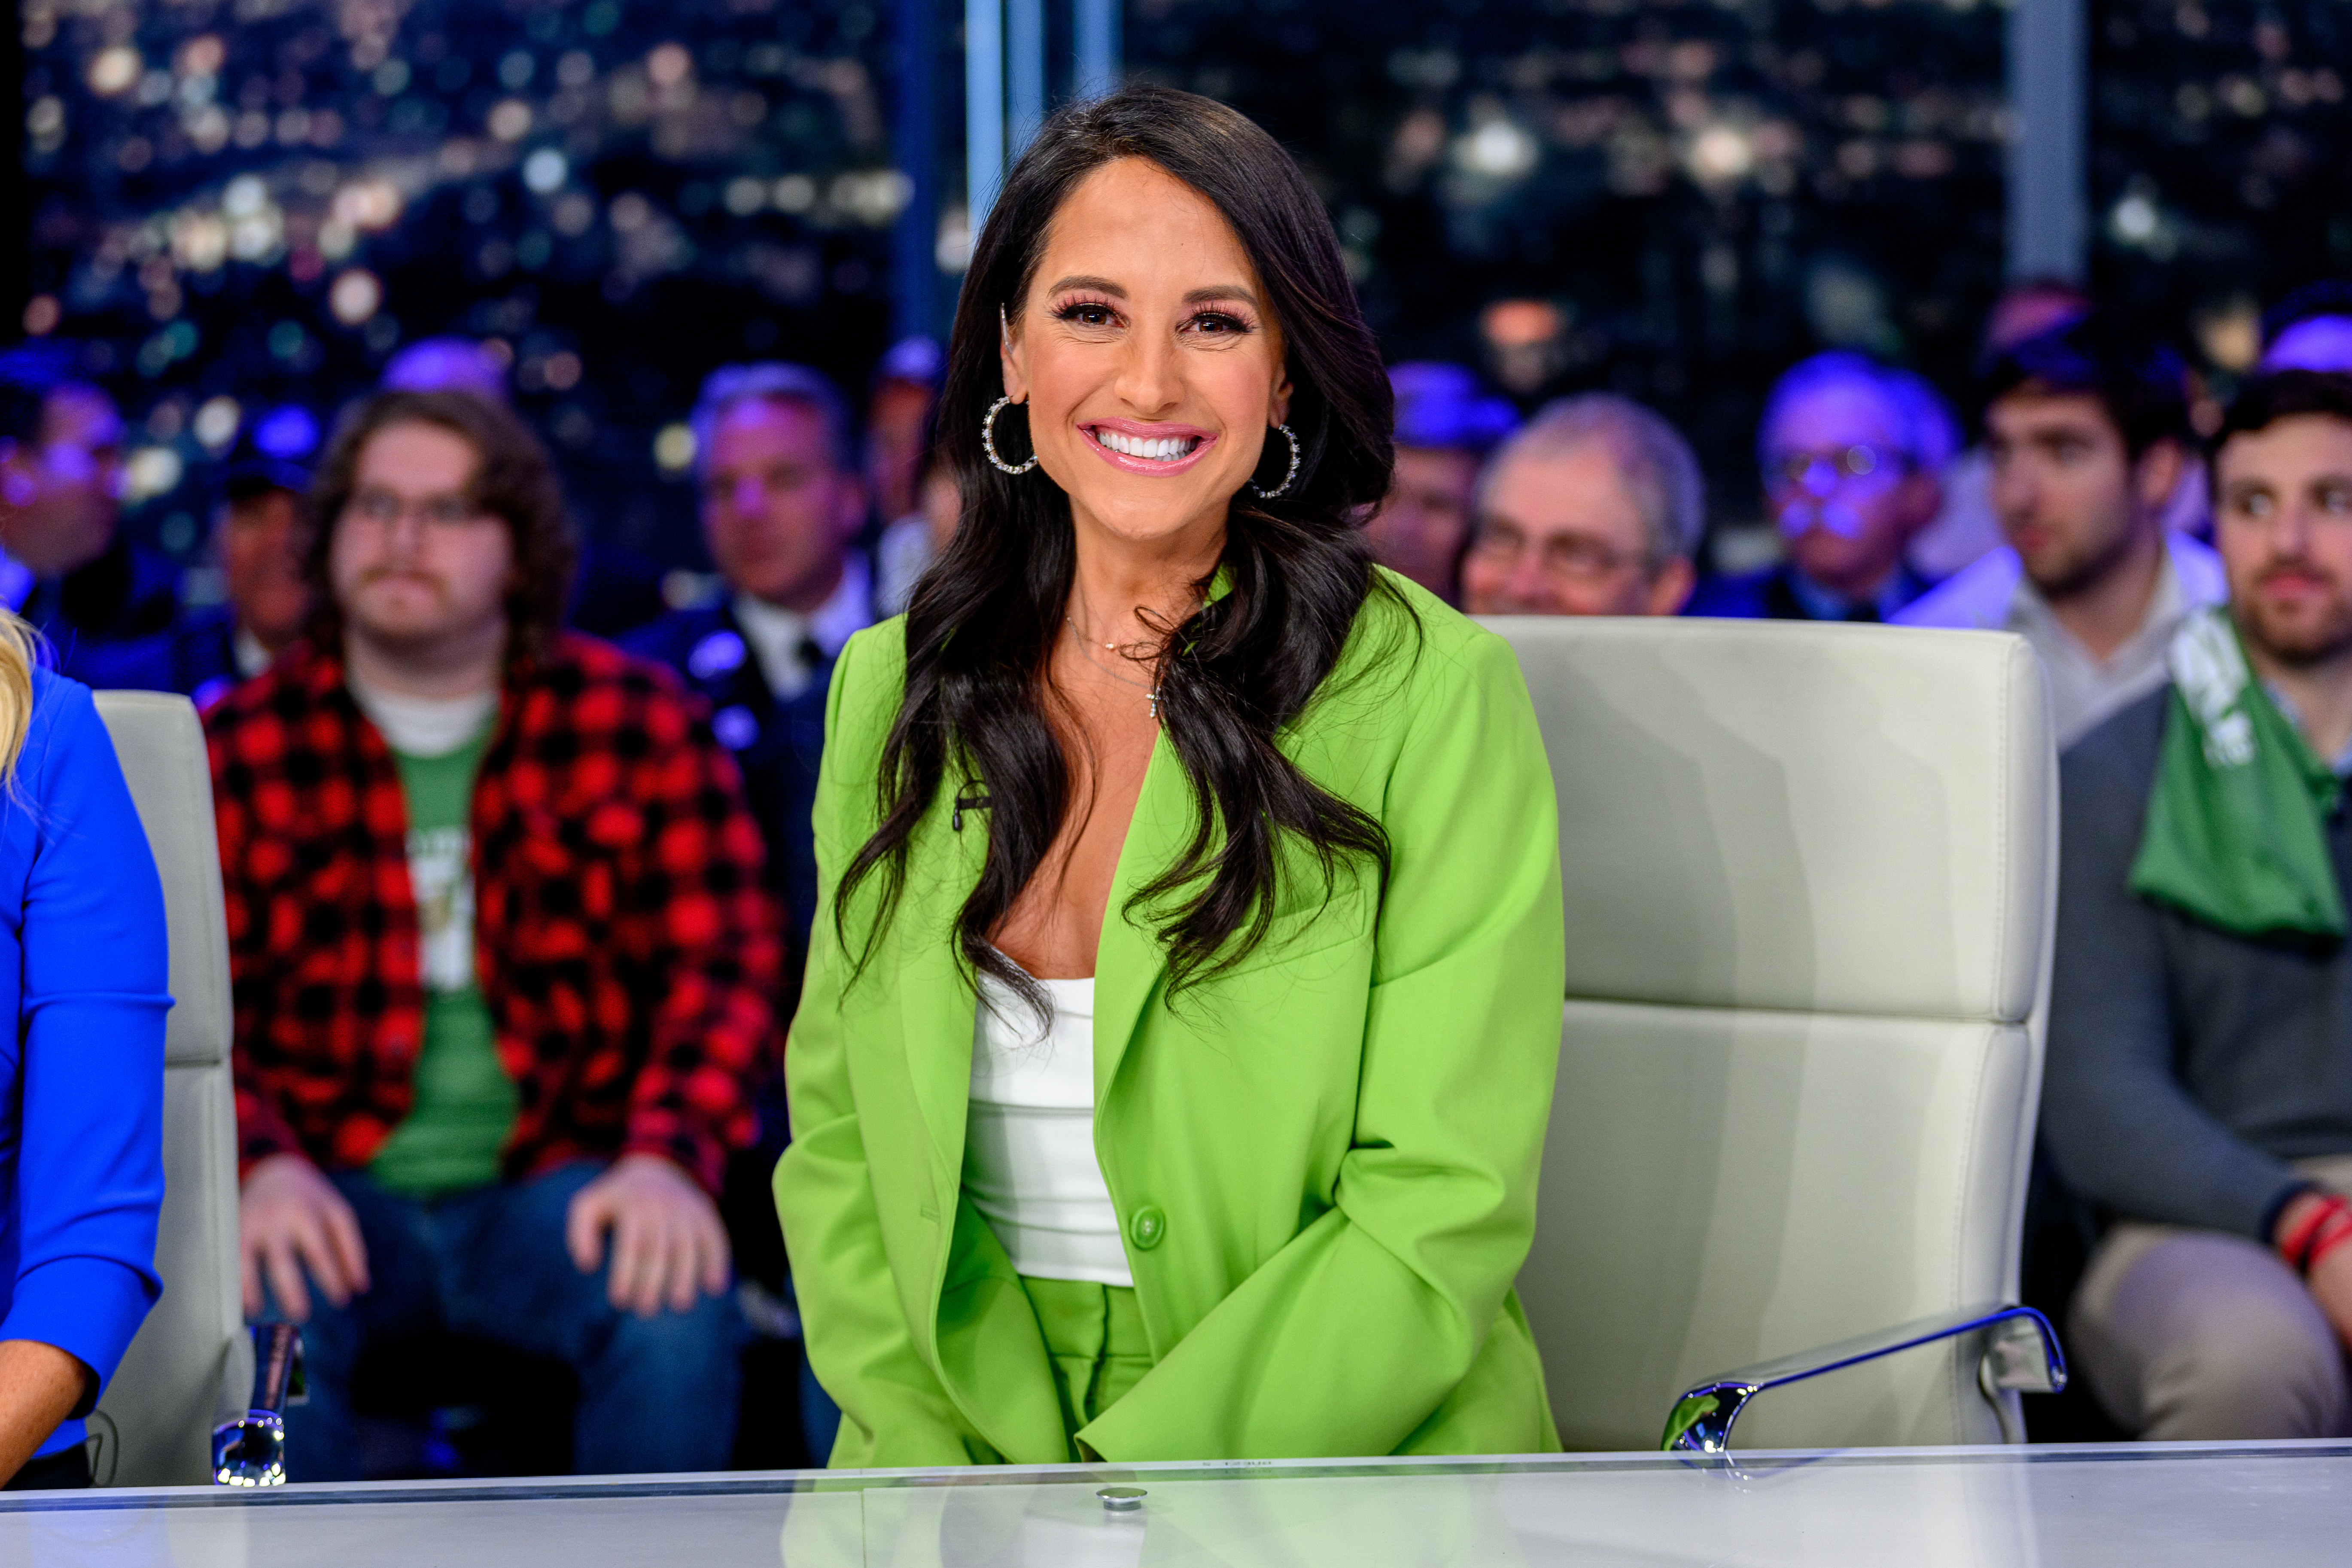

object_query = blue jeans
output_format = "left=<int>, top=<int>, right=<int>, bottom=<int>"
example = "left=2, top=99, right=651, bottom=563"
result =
left=256, top=1161, right=741, bottom=1481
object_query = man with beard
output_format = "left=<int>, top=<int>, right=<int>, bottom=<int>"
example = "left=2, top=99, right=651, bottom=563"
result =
left=208, top=390, right=780, bottom=1477
left=2045, top=370, right=2352, bottom=1440
left=1898, top=314, right=2224, bottom=749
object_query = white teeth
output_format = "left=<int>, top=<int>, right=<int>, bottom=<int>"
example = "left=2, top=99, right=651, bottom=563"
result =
left=1097, top=429, right=1195, bottom=461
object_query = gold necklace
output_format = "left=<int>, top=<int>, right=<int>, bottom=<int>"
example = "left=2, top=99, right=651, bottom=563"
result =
left=1065, top=616, right=1162, bottom=720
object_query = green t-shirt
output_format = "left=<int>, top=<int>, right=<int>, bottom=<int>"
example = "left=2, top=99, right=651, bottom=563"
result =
left=366, top=722, right=519, bottom=1197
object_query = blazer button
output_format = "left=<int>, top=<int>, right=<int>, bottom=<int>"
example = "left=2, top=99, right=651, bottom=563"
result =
left=1128, top=1205, right=1167, bottom=1251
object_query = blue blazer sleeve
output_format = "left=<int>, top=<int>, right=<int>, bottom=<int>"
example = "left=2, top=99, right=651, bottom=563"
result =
left=0, top=674, right=169, bottom=1410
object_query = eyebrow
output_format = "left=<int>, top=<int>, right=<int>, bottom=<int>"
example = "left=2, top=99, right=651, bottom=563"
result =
left=1043, top=275, right=1262, bottom=309
left=2221, top=472, right=2352, bottom=490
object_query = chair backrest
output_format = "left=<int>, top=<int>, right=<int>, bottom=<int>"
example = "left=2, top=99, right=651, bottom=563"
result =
left=88, top=691, right=250, bottom=1486
left=1490, top=618, right=2055, bottom=1451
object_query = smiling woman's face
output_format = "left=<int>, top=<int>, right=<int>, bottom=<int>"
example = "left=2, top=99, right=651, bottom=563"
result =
left=1001, top=157, right=1291, bottom=553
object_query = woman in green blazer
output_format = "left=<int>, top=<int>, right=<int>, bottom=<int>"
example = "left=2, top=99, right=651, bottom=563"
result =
left=775, top=85, right=1566, bottom=1468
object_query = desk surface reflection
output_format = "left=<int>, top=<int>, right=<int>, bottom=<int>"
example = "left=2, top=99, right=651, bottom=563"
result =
left=2, top=1442, right=2343, bottom=1565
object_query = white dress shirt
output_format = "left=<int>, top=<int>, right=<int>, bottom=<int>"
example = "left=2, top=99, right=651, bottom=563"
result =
left=730, top=552, right=872, bottom=701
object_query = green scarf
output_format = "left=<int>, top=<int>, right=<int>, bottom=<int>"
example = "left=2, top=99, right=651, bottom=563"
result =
left=2129, top=608, right=2346, bottom=939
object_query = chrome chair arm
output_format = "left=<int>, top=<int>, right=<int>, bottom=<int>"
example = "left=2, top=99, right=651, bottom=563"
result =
left=1659, top=1302, right=2066, bottom=1454
left=211, top=1323, right=306, bottom=1486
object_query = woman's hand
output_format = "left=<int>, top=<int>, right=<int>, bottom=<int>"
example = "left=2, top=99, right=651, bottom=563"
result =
left=564, top=1154, right=732, bottom=1318
left=0, top=1340, right=90, bottom=1485
left=238, top=1153, right=371, bottom=1321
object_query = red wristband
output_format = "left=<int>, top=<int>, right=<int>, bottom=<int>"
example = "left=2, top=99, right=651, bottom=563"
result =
left=2279, top=1193, right=2352, bottom=1276
left=2310, top=1219, right=2352, bottom=1276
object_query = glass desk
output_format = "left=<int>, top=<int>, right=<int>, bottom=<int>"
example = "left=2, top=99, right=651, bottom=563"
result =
left=3, top=1442, right=2345, bottom=1565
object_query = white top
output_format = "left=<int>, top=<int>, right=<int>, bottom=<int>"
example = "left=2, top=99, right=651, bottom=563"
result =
left=346, top=674, right=499, bottom=758
left=1893, top=531, right=2227, bottom=750
left=962, top=970, right=1132, bottom=1285
left=732, top=552, right=873, bottom=701
left=232, top=625, right=274, bottom=680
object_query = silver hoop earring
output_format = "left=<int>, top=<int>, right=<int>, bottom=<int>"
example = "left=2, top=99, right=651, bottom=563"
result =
left=981, top=395, right=1038, bottom=475
left=1249, top=423, right=1301, bottom=499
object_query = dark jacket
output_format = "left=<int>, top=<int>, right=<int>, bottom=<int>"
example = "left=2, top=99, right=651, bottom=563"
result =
left=1685, top=561, right=1930, bottom=623
left=2043, top=686, right=2352, bottom=1241
left=622, top=603, right=830, bottom=1001
left=27, top=535, right=179, bottom=668
left=70, top=605, right=243, bottom=706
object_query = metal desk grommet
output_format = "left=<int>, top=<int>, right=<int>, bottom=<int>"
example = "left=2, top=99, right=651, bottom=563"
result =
left=1098, top=1486, right=1147, bottom=1512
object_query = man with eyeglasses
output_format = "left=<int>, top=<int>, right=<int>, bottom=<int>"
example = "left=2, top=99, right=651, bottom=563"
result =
left=1897, top=313, right=2224, bottom=749
left=2044, top=370, right=2352, bottom=1440
left=204, top=391, right=782, bottom=1479
left=1459, top=393, right=1699, bottom=618
left=1688, top=351, right=1948, bottom=623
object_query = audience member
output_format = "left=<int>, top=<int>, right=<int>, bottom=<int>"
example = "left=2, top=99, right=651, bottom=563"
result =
left=864, top=335, right=941, bottom=525
left=1898, top=314, right=2224, bottom=748
left=624, top=360, right=869, bottom=1463
left=1912, top=279, right=2095, bottom=579
left=624, top=363, right=873, bottom=973
left=1690, top=351, right=1945, bottom=622
left=2262, top=282, right=2352, bottom=374
left=0, top=607, right=167, bottom=1489
left=76, top=410, right=319, bottom=706
left=382, top=337, right=665, bottom=638
left=2045, top=369, right=2352, bottom=1440
left=876, top=446, right=958, bottom=617
left=0, top=357, right=175, bottom=661
left=210, top=390, right=781, bottom=1480
left=1459, top=393, right=1700, bottom=617
left=867, top=338, right=951, bottom=617
left=1363, top=362, right=1518, bottom=602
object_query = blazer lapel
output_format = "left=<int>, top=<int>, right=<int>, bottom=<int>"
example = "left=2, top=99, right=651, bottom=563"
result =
left=900, top=789, right=989, bottom=1190
left=1091, top=728, right=1187, bottom=1101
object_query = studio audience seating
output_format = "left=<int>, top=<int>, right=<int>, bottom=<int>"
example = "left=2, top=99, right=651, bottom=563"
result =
left=1493, top=618, right=2060, bottom=1449
left=88, top=691, right=251, bottom=1486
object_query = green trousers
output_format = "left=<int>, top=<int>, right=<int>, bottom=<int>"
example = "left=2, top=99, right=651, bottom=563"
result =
left=1019, top=1275, right=1153, bottom=1455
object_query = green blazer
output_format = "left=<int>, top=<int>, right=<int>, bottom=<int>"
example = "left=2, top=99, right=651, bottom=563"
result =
left=775, top=571, right=1567, bottom=1466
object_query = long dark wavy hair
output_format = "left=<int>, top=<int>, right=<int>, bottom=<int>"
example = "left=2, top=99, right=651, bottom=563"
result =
left=838, top=85, right=1405, bottom=1002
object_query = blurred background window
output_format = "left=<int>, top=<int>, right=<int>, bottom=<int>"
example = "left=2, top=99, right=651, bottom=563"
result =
left=12, top=1, right=2351, bottom=578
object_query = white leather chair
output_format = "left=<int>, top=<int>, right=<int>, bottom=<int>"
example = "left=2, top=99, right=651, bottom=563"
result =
left=88, top=691, right=252, bottom=1486
left=1488, top=618, right=2060, bottom=1452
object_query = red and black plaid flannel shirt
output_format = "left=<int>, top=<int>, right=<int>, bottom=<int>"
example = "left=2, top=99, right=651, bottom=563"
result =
left=207, top=633, right=783, bottom=1194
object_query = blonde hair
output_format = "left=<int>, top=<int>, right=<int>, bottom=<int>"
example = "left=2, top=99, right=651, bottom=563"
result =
left=0, top=610, right=37, bottom=786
